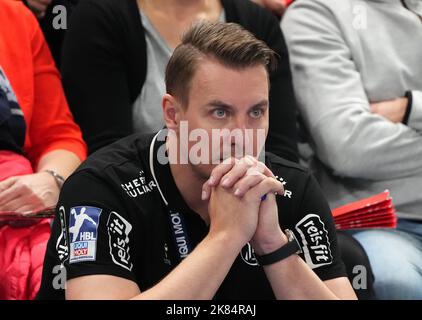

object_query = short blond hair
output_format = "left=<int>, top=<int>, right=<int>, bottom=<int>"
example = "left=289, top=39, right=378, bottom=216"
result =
left=165, top=21, right=277, bottom=107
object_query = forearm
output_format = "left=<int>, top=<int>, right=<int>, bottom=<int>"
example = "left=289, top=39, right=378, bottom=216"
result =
left=133, top=232, right=242, bottom=300
left=263, top=254, right=338, bottom=300
left=36, top=149, right=82, bottom=179
left=254, top=229, right=339, bottom=300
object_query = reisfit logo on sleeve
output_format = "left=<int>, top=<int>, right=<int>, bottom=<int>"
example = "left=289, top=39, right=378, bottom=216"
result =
left=295, top=214, right=333, bottom=269
left=107, top=211, right=133, bottom=271
left=56, top=206, right=69, bottom=263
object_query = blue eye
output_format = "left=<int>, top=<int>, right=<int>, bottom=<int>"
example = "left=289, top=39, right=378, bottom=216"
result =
left=213, top=109, right=227, bottom=118
left=250, top=109, right=263, bottom=119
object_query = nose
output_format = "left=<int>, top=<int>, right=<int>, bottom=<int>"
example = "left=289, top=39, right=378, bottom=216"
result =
left=226, top=115, right=250, bottom=157
left=232, top=114, right=248, bottom=132
left=226, top=116, right=246, bottom=144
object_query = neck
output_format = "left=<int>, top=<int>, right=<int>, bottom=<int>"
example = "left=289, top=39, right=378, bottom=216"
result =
left=138, top=0, right=222, bottom=49
left=167, top=138, right=210, bottom=224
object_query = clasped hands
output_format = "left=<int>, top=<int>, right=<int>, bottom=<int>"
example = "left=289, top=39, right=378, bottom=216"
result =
left=201, top=156, right=288, bottom=256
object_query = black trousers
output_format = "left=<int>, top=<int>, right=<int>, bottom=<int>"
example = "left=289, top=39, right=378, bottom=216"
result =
left=337, top=230, right=376, bottom=299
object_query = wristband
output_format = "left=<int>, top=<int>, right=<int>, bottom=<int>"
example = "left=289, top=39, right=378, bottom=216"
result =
left=44, top=170, right=65, bottom=189
left=255, top=229, right=302, bottom=266
left=403, top=91, right=413, bottom=125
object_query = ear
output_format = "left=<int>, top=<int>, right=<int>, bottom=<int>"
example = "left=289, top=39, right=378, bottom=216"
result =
left=162, top=93, right=182, bottom=131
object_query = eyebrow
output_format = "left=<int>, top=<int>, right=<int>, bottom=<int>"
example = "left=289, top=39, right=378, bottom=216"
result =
left=205, top=99, right=269, bottom=111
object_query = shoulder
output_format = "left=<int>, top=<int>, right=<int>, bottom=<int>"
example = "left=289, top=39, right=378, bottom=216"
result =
left=74, top=0, right=137, bottom=15
left=265, top=152, right=315, bottom=203
left=0, top=0, right=39, bottom=36
left=0, top=0, right=32, bottom=18
left=283, top=0, right=351, bottom=24
left=70, top=0, right=140, bottom=30
left=287, top=0, right=350, bottom=11
left=59, top=133, right=157, bottom=216
left=266, top=152, right=309, bottom=178
left=69, top=133, right=153, bottom=182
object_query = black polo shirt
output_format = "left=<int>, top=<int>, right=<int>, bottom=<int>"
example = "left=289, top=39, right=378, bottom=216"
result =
left=37, top=132, right=346, bottom=300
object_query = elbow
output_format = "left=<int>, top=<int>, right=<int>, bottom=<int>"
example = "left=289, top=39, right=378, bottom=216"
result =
left=310, top=121, right=377, bottom=178
left=317, top=141, right=371, bottom=179
left=324, top=150, right=358, bottom=178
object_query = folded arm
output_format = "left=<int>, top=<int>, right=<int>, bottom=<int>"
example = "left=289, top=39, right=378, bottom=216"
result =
left=282, top=1, right=422, bottom=180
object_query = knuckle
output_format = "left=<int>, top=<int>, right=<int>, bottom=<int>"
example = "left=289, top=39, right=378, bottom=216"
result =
left=240, top=156, right=254, bottom=167
left=246, top=167, right=260, bottom=176
left=265, top=177, right=277, bottom=188
left=246, top=155, right=257, bottom=164
left=22, top=183, right=31, bottom=192
left=233, top=180, right=242, bottom=190
left=15, top=181, right=25, bottom=190
left=255, top=173, right=266, bottom=182
left=249, top=175, right=262, bottom=185
left=256, top=161, right=266, bottom=171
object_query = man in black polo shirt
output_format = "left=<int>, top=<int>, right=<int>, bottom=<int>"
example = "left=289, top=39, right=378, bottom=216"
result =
left=37, top=21, right=356, bottom=299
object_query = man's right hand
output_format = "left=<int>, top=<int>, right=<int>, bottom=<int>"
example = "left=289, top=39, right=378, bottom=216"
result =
left=27, top=0, right=53, bottom=19
left=207, top=179, right=260, bottom=247
left=206, top=157, right=283, bottom=247
left=370, top=97, right=408, bottom=123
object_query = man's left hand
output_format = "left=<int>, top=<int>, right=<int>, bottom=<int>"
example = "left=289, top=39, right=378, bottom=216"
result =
left=250, top=191, right=288, bottom=255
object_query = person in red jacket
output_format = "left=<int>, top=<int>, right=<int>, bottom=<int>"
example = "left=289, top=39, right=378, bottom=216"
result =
left=0, top=0, right=87, bottom=300
left=252, top=0, right=293, bottom=16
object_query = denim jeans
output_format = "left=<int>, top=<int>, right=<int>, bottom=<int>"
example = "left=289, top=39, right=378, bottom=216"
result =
left=350, top=219, right=422, bottom=300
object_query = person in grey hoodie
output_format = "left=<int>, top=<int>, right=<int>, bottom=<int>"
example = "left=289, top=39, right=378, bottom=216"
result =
left=282, top=0, right=422, bottom=299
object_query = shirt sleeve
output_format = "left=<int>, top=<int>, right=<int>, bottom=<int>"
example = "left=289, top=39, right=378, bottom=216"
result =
left=293, top=173, right=347, bottom=281
left=53, top=170, right=137, bottom=283
left=27, top=8, right=87, bottom=165
left=407, top=90, right=422, bottom=133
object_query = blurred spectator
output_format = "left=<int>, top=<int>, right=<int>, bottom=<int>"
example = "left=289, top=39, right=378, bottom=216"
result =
left=283, top=0, right=422, bottom=299
left=24, top=0, right=80, bottom=67
left=25, top=0, right=52, bottom=18
left=251, top=0, right=288, bottom=16
left=61, top=0, right=299, bottom=163
left=0, top=0, right=86, bottom=299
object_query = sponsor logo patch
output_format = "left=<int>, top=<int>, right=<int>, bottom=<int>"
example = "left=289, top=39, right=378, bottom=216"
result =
left=69, top=206, right=102, bottom=264
left=107, top=212, right=133, bottom=271
left=240, top=243, right=258, bottom=267
left=295, top=214, right=333, bottom=269
left=275, top=176, right=293, bottom=198
left=56, top=206, right=69, bottom=263
left=121, top=170, right=157, bottom=198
